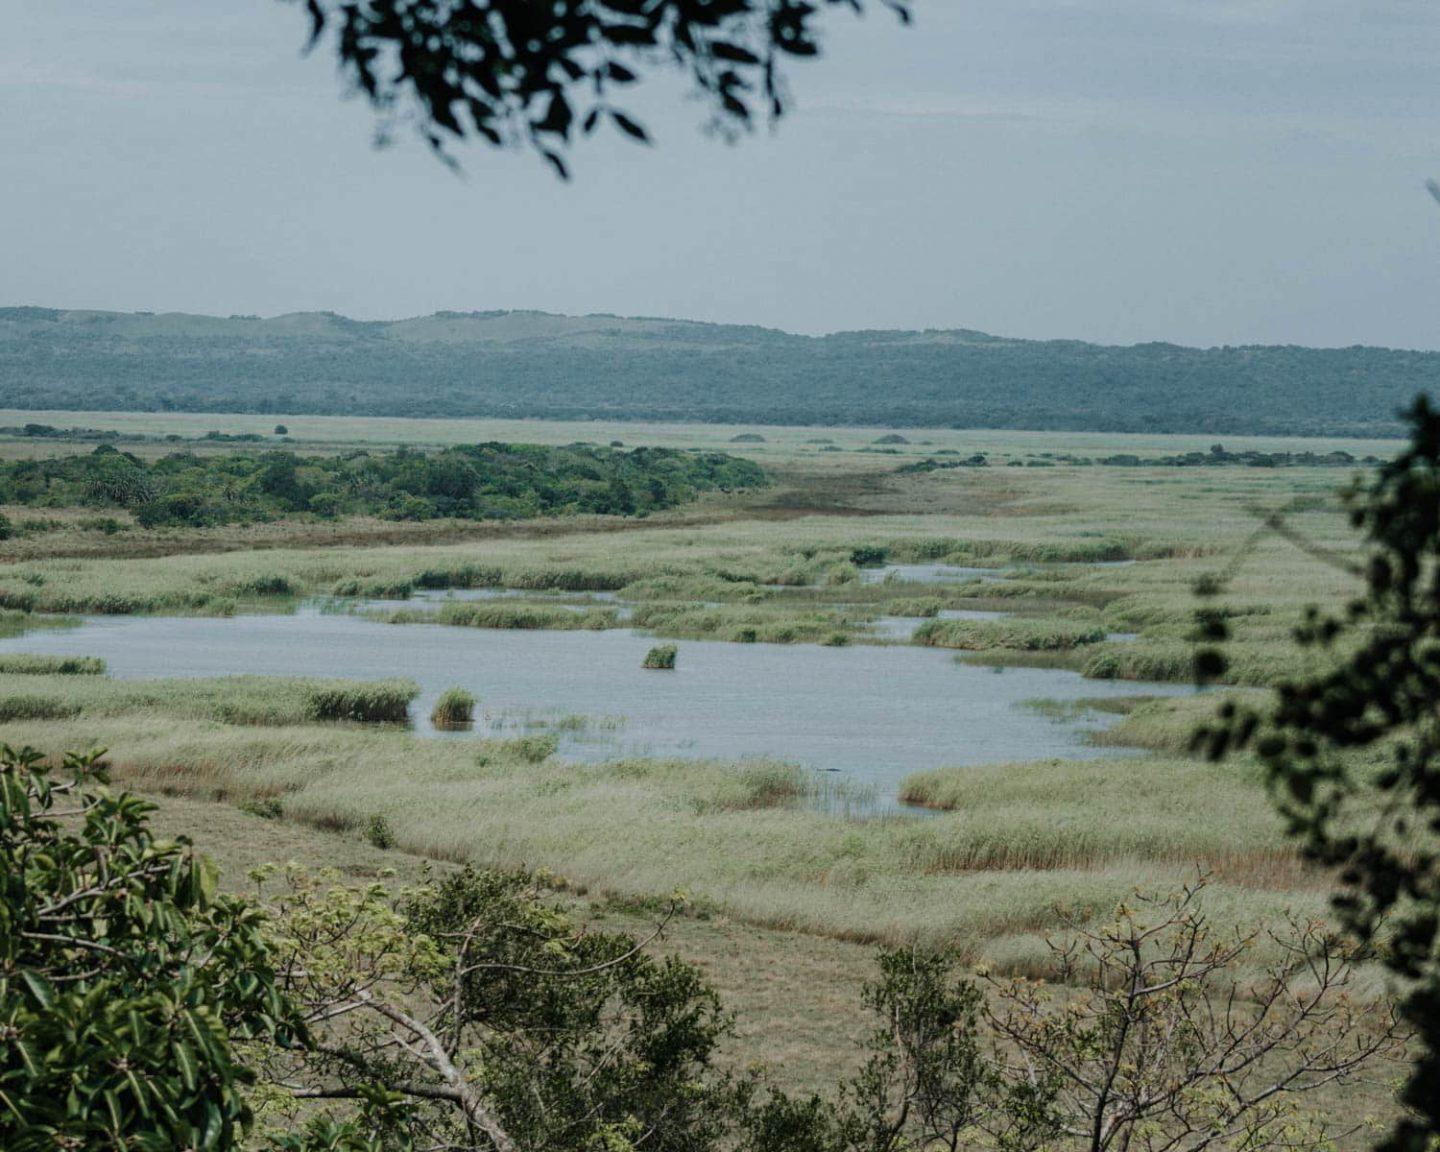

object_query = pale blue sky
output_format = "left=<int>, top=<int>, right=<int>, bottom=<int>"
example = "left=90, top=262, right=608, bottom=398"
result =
left=4, top=1, right=1440, bottom=347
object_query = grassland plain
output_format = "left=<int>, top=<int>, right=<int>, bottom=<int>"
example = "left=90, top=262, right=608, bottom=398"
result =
left=0, top=416, right=1411, bottom=1134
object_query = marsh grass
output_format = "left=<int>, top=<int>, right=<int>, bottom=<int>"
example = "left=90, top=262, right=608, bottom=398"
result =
left=0, top=708, right=1328, bottom=970
left=306, top=681, right=418, bottom=723
left=417, top=602, right=617, bottom=630
left=896, top=756, right=1315, bottom=889
left=0, top=673, right=419, bottom=727
left=430, top=687, right=476, bottom=728
left=914, top=617, right=1107, bottom=651
left=630, top=602, right=870, bottom=645
left=0, top=653, right=105, bottom=675
left=0, top=610, right=80, bottom=639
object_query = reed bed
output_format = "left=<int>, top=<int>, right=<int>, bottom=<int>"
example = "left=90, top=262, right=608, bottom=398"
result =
left=913, top=617, right=1108, bottom=651
left=0, top=653, right=105, bottom=675
left=381, top=602, right=619, bottom=630
left=0, top=673, right=418, bottom=727
left=0, top=709, right=1326, bottom=968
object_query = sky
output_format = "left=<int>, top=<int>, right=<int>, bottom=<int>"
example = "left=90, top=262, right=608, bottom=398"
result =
left=4, top=1, right=1440, bottom=348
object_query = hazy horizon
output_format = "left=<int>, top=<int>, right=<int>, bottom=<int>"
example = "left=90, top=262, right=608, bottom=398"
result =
left=7, top=302, right=1440, bottom=353
left=7, top=2, right=1440, bottom=349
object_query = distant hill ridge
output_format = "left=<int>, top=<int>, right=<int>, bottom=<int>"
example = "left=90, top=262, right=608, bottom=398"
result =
left=1, top=306, right=1434, bottom=436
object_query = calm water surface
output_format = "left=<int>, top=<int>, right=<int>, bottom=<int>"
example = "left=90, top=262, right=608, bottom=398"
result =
left=0, top=613, right=1189, bottom=797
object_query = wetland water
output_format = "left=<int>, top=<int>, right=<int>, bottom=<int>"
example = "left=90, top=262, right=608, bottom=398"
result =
left=0, top=612, right=1190, bottom=798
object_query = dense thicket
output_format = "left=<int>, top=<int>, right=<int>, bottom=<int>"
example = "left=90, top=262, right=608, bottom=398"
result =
left=0, top=442, right=764, bottom=527
left=2, top=308, right=1435, bottom=436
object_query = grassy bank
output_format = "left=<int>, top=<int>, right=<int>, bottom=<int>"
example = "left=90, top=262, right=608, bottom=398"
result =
left=0, top=672, right=418, bottom=726
left=0, top=704, right=1324, bottom=978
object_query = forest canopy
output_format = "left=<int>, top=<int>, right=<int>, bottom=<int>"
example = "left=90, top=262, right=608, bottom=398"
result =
left=1, top=307, right=1434, bottom=437
left=0, top=442, right=765, bottom=527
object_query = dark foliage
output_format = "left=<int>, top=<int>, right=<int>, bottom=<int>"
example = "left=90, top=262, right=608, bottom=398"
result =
left=0, top=747, right=295, bottom=1151
left=290, top=0, right=909, bottom=174
left=1195, top=396, right=1440, bottom=1150
left=2, top=308, right=1433, bottom=436
left=0, top=441, right=765, bottom=527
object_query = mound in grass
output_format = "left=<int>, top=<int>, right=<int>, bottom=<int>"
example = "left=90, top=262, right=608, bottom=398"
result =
left=642, top=644, right=678, bottom=670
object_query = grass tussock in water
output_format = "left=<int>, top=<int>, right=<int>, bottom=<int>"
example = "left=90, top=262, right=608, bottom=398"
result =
left=642, top=644, right=678, bottom=670
left=430, top=687, right=476, bottom=728
left=0, top=653, right=105, bottom=675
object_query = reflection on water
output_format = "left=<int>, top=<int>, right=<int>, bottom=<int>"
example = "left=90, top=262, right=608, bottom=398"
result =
left=0, top=614, right=1189, bottom=802
left=857, top=559, right=1137, bottom=586
left=859, top=564, right=1007, bottom=585
left=865, top=608, right=1009, bottom=641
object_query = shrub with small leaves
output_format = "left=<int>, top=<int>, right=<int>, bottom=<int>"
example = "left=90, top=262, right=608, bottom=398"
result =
left=363, top=813, right=395, bottom=850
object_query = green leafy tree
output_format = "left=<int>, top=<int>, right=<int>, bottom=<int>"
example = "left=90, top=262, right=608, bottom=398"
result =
left=0, top=746, right=295, bottom=1151
left=845, top=949, right=988, bottom=1152
left=255, top=865, right=739, bottom=1152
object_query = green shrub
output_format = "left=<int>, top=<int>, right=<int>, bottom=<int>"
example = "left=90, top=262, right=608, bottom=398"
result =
left=239, top=795, right=284, bottom=819
left=643, top=644, right=678, bottom=670
left=849, top=545, right=889, bottom=567
left=363, top=813, right=395, bottom=849
left=431, top=687, right=476, bottom=728
left=512, top=733, right=559, bottom=763
left=0, top=747, right=290, bottom=1151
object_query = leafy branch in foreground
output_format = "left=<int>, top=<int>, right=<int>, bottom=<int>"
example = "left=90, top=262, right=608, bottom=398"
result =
left=0, top=746, right=296, bottom=1151
left=1194, top=396, right=1440, bottom=1150
left=289, top=0, right=910, bottom=174
left=254, top=865, right=736, bottom=1152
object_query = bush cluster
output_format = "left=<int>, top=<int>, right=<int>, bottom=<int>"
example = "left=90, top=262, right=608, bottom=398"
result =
left=0, top=442, right=766, bottom=528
